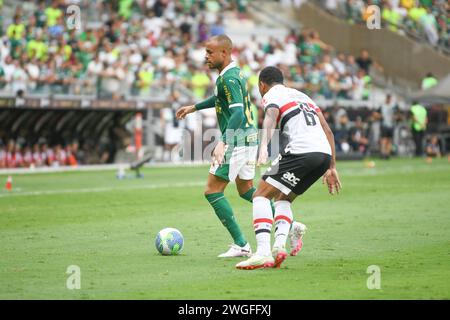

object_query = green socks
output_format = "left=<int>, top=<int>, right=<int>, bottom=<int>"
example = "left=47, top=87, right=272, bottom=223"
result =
left=240, top=187, right=276, bottom=215
left=239, top=187, right=256, bottom=203
left=205, top=192, right=247, bottom=247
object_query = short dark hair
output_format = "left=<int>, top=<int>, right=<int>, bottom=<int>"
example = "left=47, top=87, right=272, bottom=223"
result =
left=259, top=66, right=284, bottom=86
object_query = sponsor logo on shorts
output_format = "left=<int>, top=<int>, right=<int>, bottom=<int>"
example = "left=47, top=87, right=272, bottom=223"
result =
left=281, top=172, right=300, bottom=187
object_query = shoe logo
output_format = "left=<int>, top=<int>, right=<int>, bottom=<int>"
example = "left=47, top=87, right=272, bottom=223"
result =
left=281, top=172, right=300, bottom=187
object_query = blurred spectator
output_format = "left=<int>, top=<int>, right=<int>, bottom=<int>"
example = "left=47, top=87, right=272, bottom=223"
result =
left=367, top=109, right=382, bottom=153
left=349, top=116, right=369, bottom=154
left=160, top=90, right=184, bottom=162
left=421, top=72, right=438, bottom=90
left=410, top=101, right=428, bottom=156
left=210, top=16, right=225, bottom=36
left=425, top=134, right=441, bottom=160
left=191, top=66, right=211, bottom=99
left=380, top=94, right=398, bottom=159
left=352, top=69, right=372, bottom=100
left=356, top=48, right=383, bottom=74
left=420, top=6, right=439, bottom=46
left=335, top=114, right=351, bottom=153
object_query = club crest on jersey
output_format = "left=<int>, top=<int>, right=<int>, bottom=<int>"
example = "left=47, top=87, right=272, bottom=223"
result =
left=281, top=172, right=300, bottom=187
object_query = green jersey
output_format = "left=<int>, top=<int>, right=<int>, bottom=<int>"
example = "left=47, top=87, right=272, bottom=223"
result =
left=195, top=62, right=257, bottom=146
left=411, top=104, right=427, bottom=132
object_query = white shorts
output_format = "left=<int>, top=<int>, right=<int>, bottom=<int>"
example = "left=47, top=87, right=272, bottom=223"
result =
left=209, top=145, right=258, bottom=182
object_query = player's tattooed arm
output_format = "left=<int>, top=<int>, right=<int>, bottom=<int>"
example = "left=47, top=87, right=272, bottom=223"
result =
left=318, top=112, right=342, bottom=194
left=257, top=106, right=279, bottom=166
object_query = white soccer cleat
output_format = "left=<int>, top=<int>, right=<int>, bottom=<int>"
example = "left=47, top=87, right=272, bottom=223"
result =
left=288, top=221, right=307, bottom=256
left=218, top=243, right=252, bottom=258
left=235, top=254, right=275, bottom=270
left=272, top=246, right=288, bottom=268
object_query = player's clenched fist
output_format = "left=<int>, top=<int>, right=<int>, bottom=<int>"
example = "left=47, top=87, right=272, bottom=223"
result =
left=176, top=105, right=196, bottom=120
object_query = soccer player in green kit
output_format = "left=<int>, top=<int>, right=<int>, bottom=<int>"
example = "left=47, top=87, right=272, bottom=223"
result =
left=176, top=35, right=305, bottom=258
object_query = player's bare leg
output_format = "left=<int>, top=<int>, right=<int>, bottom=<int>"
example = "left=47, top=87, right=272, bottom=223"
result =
left=205, top=174, right=251, bottom=258
left=205, top=172, right=228, bottom=194
left=235, top=176, right=254, bottom=199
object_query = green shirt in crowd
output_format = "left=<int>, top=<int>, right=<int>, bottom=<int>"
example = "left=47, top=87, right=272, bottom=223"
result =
left=421, top=76, right=438, bottom=90
left=411, top=103, right=427, bottom=132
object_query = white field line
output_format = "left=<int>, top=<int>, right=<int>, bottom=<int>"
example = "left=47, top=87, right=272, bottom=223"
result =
left=2, top=160, right=448, bottom=177
left=0, top=181, right=205, bottom=198
left=0, top=163, right=447, bottom=198
left=0, top=161, right=209, bottom=175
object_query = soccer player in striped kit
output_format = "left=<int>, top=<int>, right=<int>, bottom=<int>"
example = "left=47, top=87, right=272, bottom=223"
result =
left=236, top=66, right=342, bottom=270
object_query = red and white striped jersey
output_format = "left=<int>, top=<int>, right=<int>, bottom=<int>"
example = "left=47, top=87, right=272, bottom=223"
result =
left=261, top=84, right=331, bottom=155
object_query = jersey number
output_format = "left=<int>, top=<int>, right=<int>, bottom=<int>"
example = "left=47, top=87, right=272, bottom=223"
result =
left=244, top=95, right=255, bottom=127
left=299, top=103, right=317, bottom=126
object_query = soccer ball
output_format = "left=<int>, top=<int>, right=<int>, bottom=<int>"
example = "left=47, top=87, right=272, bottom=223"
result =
left=155, top=228, right=184, bottom=255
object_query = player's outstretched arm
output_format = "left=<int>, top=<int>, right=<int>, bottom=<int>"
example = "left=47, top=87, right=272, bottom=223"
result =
left=176, top=96, right=217, bottom=120
left=176, top=105, right=196, bottom=120
left=257, top=107, right=279, bottom=166
left=318, top=111, right=342, bottom=195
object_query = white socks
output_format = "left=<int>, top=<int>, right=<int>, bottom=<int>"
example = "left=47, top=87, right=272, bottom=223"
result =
left=252, top=196, right=273, bottom=256
left=273, top=200, right=293, bottom=249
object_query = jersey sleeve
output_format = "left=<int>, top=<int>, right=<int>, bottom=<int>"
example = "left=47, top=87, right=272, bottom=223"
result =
left=194, top=95, right=216, bottom=110
left=222, top=77, right=244, bottom=109
left=261, top=94, right=280, bottom=112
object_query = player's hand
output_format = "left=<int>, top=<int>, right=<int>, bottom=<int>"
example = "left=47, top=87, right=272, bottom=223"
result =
left=322, top=168, right=342, bottom=195
left=212, top=141, right=227, bottom=166
left=257, top=147, right=268, bottom=166
left=176, top=105, right=195, bottom=120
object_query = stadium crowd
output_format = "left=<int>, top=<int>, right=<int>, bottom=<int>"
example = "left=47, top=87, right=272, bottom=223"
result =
left=0, top=0, right=381, bottom=102
left=0, top=136, right=124, bottom=168
left=0, top=140, right=78, bottom=168
left=2, top=96, right=440, bottom=169
left=320, top=0, right=450, bottom=50
left=0, top=0, right=441, bottom=168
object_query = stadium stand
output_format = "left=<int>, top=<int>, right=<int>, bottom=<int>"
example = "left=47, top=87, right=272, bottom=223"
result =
left=316, top=0, right=450, bottom=55
left=0, top=0, right=448, bottom=168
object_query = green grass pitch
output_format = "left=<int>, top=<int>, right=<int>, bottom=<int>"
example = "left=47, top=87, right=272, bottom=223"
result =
left=1, top=158, right=449, bottom=299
